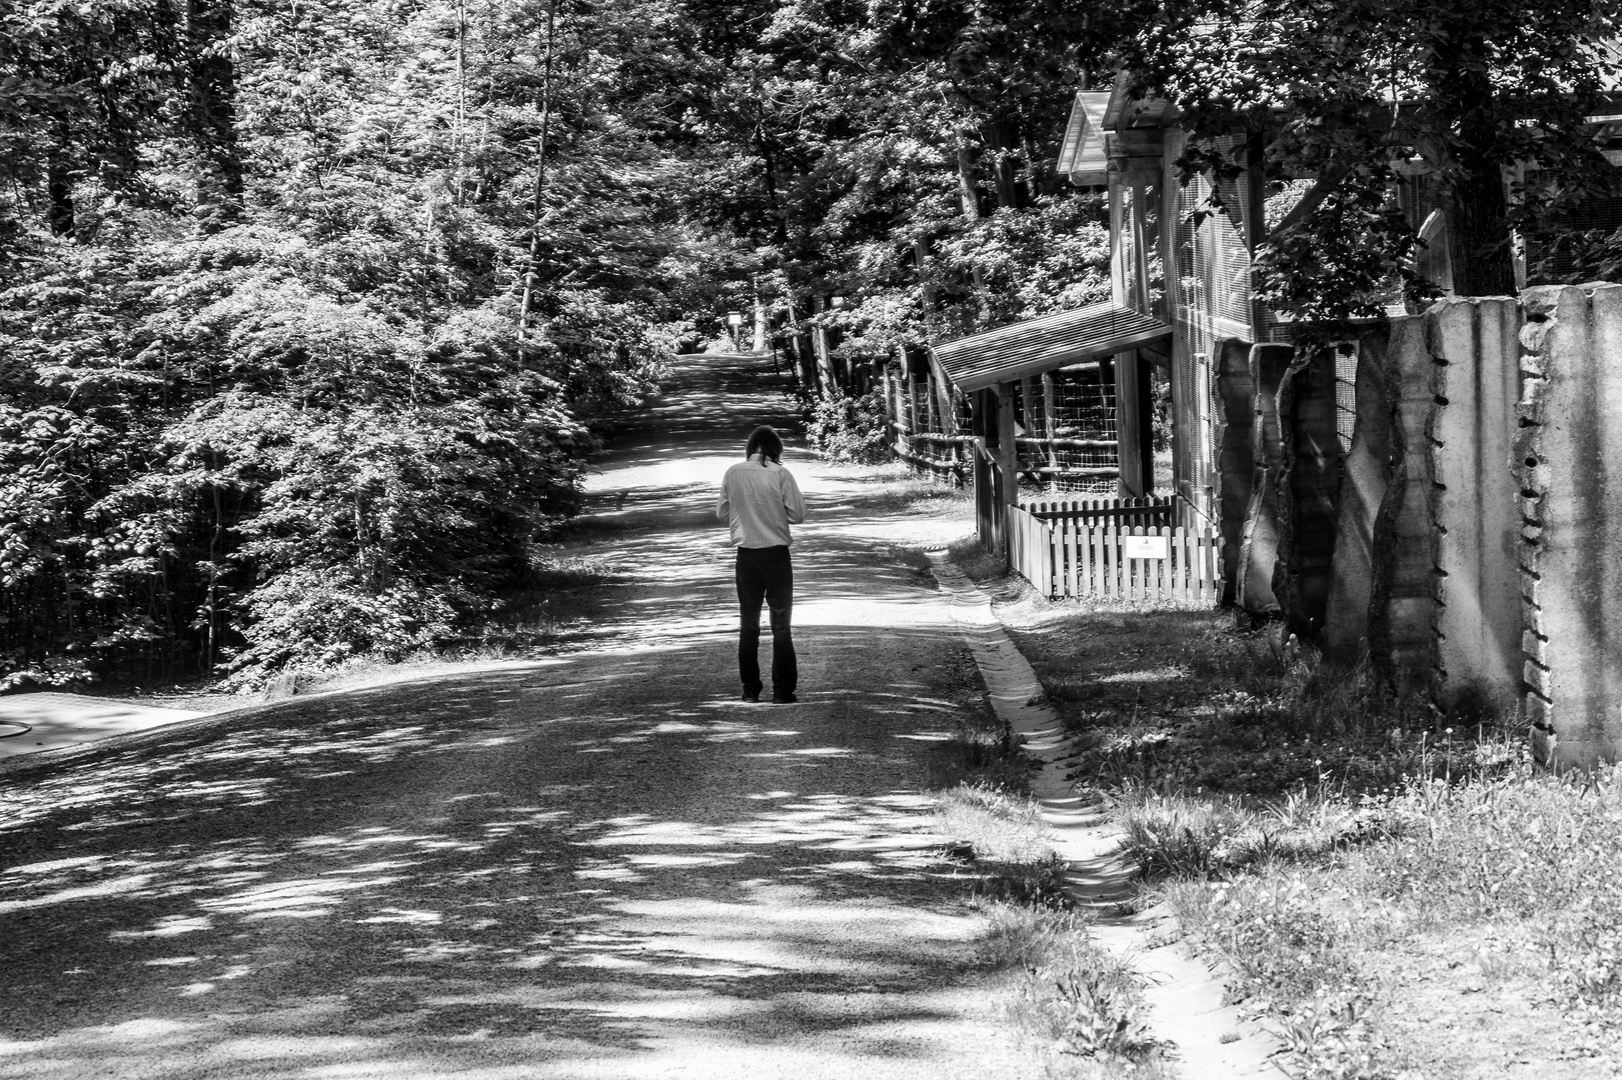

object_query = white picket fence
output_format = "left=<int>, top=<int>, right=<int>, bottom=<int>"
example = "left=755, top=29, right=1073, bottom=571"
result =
left=1021, top=496, right=1173, bottom=529
left=1009, top=503, right=1224, bottom=603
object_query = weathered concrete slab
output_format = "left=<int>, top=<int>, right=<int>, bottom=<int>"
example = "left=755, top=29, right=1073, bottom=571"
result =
left=1236, top=344, right=1292, bottom=617
left=1323, top=329, right=1397, bottom=664
left=1370, top=317, right=1438, bottom=696
left=1213, top=338, right=1256, bottom=606
left=1428, top=297, right=1523, bottom=713
left=1273, top=346, right=1342, bottom=639
left=1517, top=282, right=1622, bottom=768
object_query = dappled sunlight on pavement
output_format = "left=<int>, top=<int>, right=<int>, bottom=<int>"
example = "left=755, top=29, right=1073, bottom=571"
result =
left=0, top=355, right=1031, bottom=1078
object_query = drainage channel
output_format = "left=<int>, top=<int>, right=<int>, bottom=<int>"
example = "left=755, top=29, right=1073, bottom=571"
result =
left=927, top=553, right=1287, bottom=1080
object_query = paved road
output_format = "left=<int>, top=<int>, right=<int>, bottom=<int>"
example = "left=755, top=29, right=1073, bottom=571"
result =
left=0, top=355, right=1038, bottom=1079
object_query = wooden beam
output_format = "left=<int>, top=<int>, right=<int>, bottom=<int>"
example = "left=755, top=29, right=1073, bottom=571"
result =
left=1246, top=132, right=1269, bottom=338
left=996, top=383, right=1019, bottom=563
left=1131, top=181, right=1151, bottom=313
left=1115, top=349, right=1145, bottom=498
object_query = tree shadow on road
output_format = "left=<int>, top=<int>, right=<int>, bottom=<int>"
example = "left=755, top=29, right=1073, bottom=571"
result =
left=0, top=632, right=1008, bottom=1079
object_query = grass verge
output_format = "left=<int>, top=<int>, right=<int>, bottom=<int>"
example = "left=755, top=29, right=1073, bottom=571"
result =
left=946, top=542, right=1622, bottom=1078
left=932, top=714, right=1173, bottom=1078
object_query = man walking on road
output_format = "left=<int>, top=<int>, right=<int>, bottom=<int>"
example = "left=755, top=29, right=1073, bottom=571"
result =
left=717, top=425, right=806, bottom=703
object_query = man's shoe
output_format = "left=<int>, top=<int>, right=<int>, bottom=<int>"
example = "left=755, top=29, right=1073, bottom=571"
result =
left=771, top=692, right=798, bottom=704
left=741, top=689, right=761, bottom=703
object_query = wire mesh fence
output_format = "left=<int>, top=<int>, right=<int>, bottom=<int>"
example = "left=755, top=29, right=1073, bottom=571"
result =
left=1017, top=371, right=1120, bottom=494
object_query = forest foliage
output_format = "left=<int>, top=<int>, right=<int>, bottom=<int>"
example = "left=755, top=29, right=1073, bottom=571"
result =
left=0, top=0, right=1120, bottom=690
left=0, top=0, right=691, bottom=688
left=4, top=0, right=1618, bottom=690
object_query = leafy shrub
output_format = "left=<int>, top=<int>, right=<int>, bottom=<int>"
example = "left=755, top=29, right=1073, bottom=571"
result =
left=0, top=225, right=662, bottom=691
left=803, top=386, right=890, bottom=464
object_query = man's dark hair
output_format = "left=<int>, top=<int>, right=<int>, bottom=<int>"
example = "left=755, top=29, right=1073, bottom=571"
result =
left=745, top=425, right=783, bottom=466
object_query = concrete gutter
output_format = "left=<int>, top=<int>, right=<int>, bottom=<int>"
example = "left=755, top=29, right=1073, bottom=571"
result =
left=928, top=553, right=1289, bottom=1080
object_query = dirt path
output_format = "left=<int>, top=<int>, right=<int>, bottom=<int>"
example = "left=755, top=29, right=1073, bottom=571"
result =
left=0, top=354, right=1040, bottom=1079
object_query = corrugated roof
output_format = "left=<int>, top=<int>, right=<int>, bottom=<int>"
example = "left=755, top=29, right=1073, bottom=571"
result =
left=930, top=303, right=1172, bottom=393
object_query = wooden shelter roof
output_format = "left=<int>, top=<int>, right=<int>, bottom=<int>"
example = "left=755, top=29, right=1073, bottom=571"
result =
left=930, top=303, right=1171, bottom=393
left=1055, top=91, right=1112, bottom=185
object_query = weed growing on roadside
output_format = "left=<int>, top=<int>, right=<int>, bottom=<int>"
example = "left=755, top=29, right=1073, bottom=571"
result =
left=979, top=903, right=1169, bottom=1073
left=935, top=777, right=1170, bottom=1076
left=946, top=534, right=1008, bottom=583
left=937, top=782, right=1073, bottom=908
left=1015, top=946, right=1158, bottom=1061
left=1116, top=785, right=1403, bottom=880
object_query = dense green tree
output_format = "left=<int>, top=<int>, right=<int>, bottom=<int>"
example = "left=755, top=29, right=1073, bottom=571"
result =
left=0, top=0, right=691, bottom=688
left=1123, top=1, right=1622, bottom=321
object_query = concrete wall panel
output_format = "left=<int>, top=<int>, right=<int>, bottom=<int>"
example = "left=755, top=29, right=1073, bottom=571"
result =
left=1323, top=329, right=1397, bottom=664
left=1273, top=348, right=1343, bottom=638
left=1369, top=317, right=1438, bottom=696
left=1236, top=344, right=1292, bottom=616
left=1427, top=298, right=1524, bottom=712
left=1213, top=338, right=1256, bottom=606
left=1517, top=282, right=1622, bottom=768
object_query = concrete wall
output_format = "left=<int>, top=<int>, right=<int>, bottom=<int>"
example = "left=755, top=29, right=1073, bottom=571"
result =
left=1272, top=347, right=1343, bottom=639
left=1428, top=299, right=1523, bottom=711
left=1323, top=307, right=1521, bottom=704
left=1212, top=290, right=1622, bottom=765
left=1213, top=338, right=1255, bottom=606
left=1517, top=283, right=1622, bottom=769
left=1235, top=344, right=1292, bottom=617
left=1322, top=327, right=1397, bottom=665
left=1369, top=316, right=1440, bottom=695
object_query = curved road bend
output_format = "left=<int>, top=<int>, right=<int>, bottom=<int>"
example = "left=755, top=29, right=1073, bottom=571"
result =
left=0, top=353, right=1041, bottom=1079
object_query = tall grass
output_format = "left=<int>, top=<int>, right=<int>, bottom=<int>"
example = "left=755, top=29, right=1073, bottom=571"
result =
left=933, top=779, right=1172, bottom=1075
left=943, top=534, right=1006, bottom=580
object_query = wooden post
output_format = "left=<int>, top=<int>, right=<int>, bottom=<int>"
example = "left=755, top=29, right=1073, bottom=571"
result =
left=905, top=362, right=921, bottom=440
left=997, top=381, right=1019, bottom=564
left=1245, top=132, right=1269, bottom=339
left=1109, top=177, right=1127, bottom=308
left=1116, top=349, right=1145, bottom=498
left=1131, top=181, right=1152, bottom=313
left=1041, top=372, right=1059, bottom=488
left=893, top=361, right=908, bottom=442
left=784, top=296, right=808, bottom=387
left=880, top=361, right=896, bottom=445
left=930, top=355, right=955, bottom=433
left=812, top=312, right=833, bottom=393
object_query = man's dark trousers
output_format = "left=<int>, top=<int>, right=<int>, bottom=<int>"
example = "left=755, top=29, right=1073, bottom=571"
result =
left=736, top=545, right=796, bottom=697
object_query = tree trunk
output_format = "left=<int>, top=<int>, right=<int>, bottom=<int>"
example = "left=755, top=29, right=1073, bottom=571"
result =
left=517, top=0, right=559, bottom=343
left=1433, top=31, right=1516, bottom=298
left=955, top=126, right=989, bottom=317
left=454, top=0, right=469, bottom=206
left=982, top=118, right=1024, bottom=210
left=757, top=127, right=790, bottom=248
left=955, top=126, right=984, bottom=221
left=1021, top=124, right=1041, bottom=204
left=47, top=157, right=75, bottom=238
left=187, top=0, right=244, bottom=214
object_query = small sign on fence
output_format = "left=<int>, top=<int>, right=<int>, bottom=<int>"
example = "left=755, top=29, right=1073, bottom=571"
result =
left=1122, top=535, right=1169, bottom=560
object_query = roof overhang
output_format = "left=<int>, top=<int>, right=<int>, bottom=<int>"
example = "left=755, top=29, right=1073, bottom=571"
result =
left=1056, top=91, right=1112, bottom=185
left=930, top=303, right=1172, bottom=393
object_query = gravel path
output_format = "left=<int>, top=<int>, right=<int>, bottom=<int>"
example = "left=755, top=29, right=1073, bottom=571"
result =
left=0, top=354, right=1039, bottom=1080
